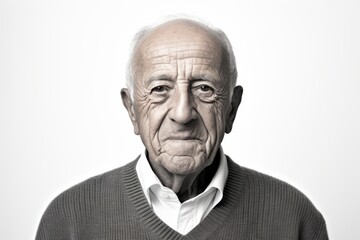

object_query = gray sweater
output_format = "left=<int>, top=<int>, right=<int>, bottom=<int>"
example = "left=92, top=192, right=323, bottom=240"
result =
left=36, top=157, right=328, bottom=240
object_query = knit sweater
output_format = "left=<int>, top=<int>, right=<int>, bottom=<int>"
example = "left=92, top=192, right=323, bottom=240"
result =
left=36, top=157, right=328, bottom=240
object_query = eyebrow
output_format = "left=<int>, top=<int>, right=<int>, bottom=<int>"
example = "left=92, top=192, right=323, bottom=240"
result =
left=190, top=72, right=221, bottom=84
left=147, top=72, right=220, bottom=84
left=148, top=74, right=175, bottom=84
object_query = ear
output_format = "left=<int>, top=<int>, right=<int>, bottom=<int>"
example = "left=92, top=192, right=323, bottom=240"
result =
left=121, top=88, right=139, bottom=135
left=225, top=85, right=243, bottom=133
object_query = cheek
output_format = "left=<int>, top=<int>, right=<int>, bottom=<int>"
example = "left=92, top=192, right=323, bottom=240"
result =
left=201, top=102, right=230, bottom=155
left=135, top=100, right=168, bottom=141
left=200, top=102, right=228, bottom=135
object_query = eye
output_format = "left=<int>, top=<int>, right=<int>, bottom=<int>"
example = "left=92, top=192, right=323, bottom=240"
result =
left=195, top=84, right=214, bottom=95
left=151, top=86, right=167, bottom=93
left=199, top=85, right=214, bottom=92
left=192, top=84, right=216, bottom=102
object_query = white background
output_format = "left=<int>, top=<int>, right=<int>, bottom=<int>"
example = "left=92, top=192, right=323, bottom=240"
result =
left=1, top=0, right=359, bottom=239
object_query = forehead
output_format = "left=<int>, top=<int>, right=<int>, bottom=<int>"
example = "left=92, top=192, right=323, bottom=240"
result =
left=135, top=21, right=226, bottom=76
left=143, top=41, right=222, bottom=68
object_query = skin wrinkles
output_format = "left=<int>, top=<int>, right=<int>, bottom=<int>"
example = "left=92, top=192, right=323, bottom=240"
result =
left=144, top=44, right=217, bottom=72
left=121, top=19, right=243, bottom=201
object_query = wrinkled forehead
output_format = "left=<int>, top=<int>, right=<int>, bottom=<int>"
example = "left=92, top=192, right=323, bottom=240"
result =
left=134, top=21, right=227, bottom=71
left=142, top=41, right=222, bottom=68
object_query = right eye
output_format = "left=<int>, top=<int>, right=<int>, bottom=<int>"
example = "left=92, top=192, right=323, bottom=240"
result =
left=151, top=86, right=167, bottom=93
left=150, top=86, right=170, bottom=103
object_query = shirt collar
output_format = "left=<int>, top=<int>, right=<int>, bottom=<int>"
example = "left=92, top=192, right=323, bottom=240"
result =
left=136, top=146, right=228, bottom=204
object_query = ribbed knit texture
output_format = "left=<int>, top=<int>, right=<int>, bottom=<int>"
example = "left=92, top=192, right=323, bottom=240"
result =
left=36, top=156, right=328, bottom=240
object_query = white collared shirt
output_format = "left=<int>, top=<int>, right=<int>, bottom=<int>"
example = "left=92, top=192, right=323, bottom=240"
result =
left=136, top=147, right=228, bottom=235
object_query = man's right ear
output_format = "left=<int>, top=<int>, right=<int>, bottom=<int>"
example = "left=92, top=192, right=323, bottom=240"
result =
left=121, top=88, right=139, bottom=135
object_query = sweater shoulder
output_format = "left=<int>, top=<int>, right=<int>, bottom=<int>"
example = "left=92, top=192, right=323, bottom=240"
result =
left=40, top=159, right=138, bottom=220
left=61, top=160, right=135, bottom=196
left=227, top=158, right=328, bottom=239
left=36, top=158, right=140, bottom=239
left=227, top=157, right=325, bottom=220
left=245, top=165, right=309, bottom=200
left=228, top=158, right=311, bottom=201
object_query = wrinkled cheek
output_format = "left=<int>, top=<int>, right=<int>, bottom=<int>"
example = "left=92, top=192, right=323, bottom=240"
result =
left=147, top=105, right=169, bottom=154
left=202, top=109, right=217, bottom=156
left=135, top=101, right=151, bottom=133
left=216, top=114, right=226, bottom=142
left=134, top=100, right=157, bottom=151
left=207, top=108, right=226, bottom=154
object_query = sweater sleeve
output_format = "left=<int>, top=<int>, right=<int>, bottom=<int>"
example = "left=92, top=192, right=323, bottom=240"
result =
left=317, top=221, right=329, bottom=240
left=300, top=202, right=329, bottom=240
left=315, top=221, right=329, bottom=240
left=35, top=197, right=72, bottom=240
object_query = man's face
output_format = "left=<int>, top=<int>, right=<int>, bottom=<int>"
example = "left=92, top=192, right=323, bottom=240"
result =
left=122, top=21, right=241, bottom=176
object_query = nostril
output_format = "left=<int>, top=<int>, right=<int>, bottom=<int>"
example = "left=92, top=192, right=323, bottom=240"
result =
left=170, top=105, right=198, bottom=125
left=169, top=87, right=197, bottom=124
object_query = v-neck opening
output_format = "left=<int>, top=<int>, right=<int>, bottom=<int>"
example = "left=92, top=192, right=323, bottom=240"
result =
left=122, top=156, right=246, bottom=240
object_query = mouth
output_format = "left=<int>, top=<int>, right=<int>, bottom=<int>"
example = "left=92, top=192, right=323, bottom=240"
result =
left=159, top=138, right=205, bottom=156
left=164, top=137, right=202, bottom=141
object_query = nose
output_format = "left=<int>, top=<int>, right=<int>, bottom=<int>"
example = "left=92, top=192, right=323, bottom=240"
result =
left=169, top=86, right=197, bottom=125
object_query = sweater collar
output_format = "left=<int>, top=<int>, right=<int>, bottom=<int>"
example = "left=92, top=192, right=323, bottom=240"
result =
left=123, top=153, right=245, bottom=239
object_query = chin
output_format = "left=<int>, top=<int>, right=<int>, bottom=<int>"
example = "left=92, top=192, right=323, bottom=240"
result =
left=165, top=155, right=207, bottom=175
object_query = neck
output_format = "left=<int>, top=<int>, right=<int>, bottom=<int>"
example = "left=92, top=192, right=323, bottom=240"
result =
left=147, top=150, right=221, bottom=202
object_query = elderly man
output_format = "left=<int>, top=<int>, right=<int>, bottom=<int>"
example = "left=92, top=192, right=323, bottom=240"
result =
left=36, top=19, right=328, bottom=239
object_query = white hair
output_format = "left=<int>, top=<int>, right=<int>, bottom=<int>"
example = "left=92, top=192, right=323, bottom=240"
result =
left=125, top=16, right=238, bottom=98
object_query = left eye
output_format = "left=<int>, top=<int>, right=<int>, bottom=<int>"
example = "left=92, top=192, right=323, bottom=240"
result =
left=192, top=84, right=216, bottom=102
left=198, top=85, right=213, bottom=92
